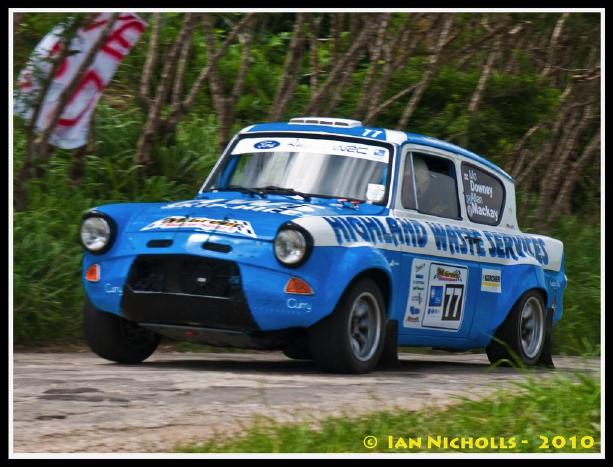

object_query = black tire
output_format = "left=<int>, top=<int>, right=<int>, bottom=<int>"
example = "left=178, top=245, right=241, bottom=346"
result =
left=486, top=290, right=547, bottom=366
left=283, top=338, right=312, bottom=360
left=83, top=299, right=160, bottom=364
left=309, top=278, right=386, bottom=374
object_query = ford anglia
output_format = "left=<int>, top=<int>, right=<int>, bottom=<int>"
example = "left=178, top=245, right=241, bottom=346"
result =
left=81, top=117, right=567, bottom=373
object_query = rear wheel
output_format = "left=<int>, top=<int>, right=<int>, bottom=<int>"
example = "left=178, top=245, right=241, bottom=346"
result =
left=309, top=279, right=386, bottom=373
left=486, top=291, right=546, bottom=366
left=83, top=299, right=160, bottom=363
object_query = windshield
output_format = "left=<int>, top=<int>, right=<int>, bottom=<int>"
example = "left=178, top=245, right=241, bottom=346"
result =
left=206, top=136, right=392, bottom=203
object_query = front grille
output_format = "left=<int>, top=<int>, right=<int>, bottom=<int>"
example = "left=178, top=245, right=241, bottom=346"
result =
left=126, top=255, right=241, bottom=298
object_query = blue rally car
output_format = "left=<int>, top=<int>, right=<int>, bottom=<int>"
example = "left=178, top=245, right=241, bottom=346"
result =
left=81, top=117, right=567, bottom=373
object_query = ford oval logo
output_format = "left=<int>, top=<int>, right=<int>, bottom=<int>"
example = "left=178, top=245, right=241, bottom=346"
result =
left=254, top=140, right=280, bottom=149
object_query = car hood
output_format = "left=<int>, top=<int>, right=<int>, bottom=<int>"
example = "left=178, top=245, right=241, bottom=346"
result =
left=124, top=195, right=387, bottom=241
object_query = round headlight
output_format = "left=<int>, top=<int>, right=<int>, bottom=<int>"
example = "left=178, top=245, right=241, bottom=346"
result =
left=81, top=216, right=112, bottom=253
left=274, top=228, right=308, bottom=266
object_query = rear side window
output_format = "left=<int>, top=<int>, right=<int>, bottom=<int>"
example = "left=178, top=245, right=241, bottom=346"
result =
left=461, top=162, right=505, bottom=225
left=412, top=153, right=460, bottom=219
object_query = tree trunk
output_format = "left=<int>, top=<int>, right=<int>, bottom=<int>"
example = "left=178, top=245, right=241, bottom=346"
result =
left=268, top=14, right=306, bottom=120
left=305, top=15, right=376, bottom=115
left=354, top=13, right=391, bottom=118
left=547, top=128, right=600, bottom=221
left=396, top=14, right=454, bottom=130
left=138, top=13, right=161, bottom=109
left=134, top=13, right=196, bottom=167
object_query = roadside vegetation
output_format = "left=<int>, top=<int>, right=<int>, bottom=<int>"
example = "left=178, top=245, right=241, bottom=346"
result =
left=12, top=13, right=600, bottom=354
left=177, top=374, right=601, bottom=453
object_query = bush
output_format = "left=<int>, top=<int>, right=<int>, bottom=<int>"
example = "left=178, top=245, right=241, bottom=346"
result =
left=12, top=105, right=219, bottom=344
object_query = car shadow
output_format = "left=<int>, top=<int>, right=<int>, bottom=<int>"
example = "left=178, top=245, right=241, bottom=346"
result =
left=108, top=353, right=531, bottom=377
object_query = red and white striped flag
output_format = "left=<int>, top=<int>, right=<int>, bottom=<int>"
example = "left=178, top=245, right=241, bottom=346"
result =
left=14, top=13, right=146, bottom=149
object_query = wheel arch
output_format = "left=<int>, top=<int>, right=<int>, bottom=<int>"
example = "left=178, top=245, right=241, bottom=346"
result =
left=494, top=286, right=548, bottom=335
left=344, top=268, right=392, bottom=317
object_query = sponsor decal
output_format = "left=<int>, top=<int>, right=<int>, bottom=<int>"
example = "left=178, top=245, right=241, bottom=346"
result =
left=411, top=292, right=423, bottom=305
left=321, top=215, right=551, bottom=268
left=366, top=183, right=385, bottom=202
left=104, top=283, right=123, bottom=295
left=254, top=140, right=280, bottom=149
left=462, top=167, right=502, bottom=223
left=469, top=179, right=493, bottom=198
left=429, top=286, right=443, bottom=307
left=406, top=306, right=420, bottom=322
left=332, top=143, right=368, bottom=155
left=389, top=259, right=400, bottom=268
left=162, top=199, right=324, bottom=217
left=404, top=259, right=430, bottom=328
left=434, top=267, right=462, bottom=282
left=141, top=216, right=256, bottom=238
left=481, top=268, right=502, bottom=293
left=286, top=298, right=312, bottom=312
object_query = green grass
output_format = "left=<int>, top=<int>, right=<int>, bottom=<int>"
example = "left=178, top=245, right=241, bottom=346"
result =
left=177, top=374, right=600, bottom=453
left=12, top=105, right=220, bottom=345
left=547, top=217, right=601, bottom=356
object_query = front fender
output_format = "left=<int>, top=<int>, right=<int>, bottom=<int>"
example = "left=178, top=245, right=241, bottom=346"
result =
left=243, top=243, right=394, bottom=331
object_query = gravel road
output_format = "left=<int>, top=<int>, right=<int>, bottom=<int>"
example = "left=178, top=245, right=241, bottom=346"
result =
left=12, top=351, right=599, bottom=453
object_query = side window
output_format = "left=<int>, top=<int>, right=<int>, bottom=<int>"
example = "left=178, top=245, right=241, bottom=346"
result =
left=461, top=162, right=505, bottom=226
left=413, top=152, right=460, bottom=219
left=401, top=152, right=416, bottom=210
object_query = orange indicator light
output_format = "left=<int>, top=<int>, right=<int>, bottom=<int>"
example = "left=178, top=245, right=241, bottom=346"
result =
left=85, top=264, right=100, bottom=282
left=284, top=277, right=314, bottom=295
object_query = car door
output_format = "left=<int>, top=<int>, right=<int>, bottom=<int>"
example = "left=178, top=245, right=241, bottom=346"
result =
left=390, top=145, right=481, bottom=343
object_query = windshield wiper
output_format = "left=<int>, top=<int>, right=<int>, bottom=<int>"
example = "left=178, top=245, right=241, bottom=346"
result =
left=255, top=186, right=312, bottom=201
left=214, top=184, right=264, bottom=198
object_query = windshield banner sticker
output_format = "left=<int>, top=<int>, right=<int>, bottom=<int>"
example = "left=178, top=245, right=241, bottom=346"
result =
left=231, top=137, right=389, bottom=163
left=141, top=216, right=257, bottom=238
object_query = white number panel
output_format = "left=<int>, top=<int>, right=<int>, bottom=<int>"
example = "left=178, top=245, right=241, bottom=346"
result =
left=421, top=262, right=468, bottom=331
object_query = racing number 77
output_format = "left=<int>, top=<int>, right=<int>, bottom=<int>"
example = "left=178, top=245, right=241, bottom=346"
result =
left=442, top=285, right=464, bottom=321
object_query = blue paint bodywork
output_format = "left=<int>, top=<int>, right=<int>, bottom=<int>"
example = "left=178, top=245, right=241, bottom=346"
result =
left=82, top=121, right=566, bottom=350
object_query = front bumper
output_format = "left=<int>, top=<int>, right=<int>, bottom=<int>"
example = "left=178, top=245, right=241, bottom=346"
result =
left=82, top=231, right=345, bottom=332
left=121, top=254, right=258, bottom=332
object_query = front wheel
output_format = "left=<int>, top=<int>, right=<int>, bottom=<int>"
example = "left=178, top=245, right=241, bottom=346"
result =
left=309, top=279, right=386, bottom=373
left=486, top=291, right=547, bottom=366
left=83, top=299, right=160, bottom=363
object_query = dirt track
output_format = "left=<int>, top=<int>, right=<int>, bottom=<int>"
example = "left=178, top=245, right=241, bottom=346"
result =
left=12, top=351, right=599, bottom=453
